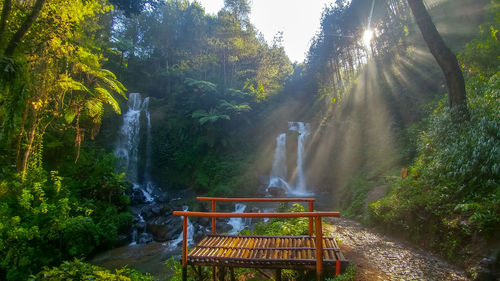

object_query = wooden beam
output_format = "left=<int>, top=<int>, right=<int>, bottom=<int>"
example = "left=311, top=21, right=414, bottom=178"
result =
left=308, top=201, right=314, bottom=236
left=315, top=217, right=323, bottom=281
left=182, top=216, right=188, bottom=281
left=197, top=197, right=316, bottom=202
left=173, top=211, right=340, bottom=218
left=211, top=200, right=216, bottom=234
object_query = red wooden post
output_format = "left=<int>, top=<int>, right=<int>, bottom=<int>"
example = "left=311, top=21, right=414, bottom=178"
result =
left=182, top=215, right=188, bottom=281
left=211, top=200, right=216, bottom=234
left=308, top=201, right=314, bottom=236
left=401, top=167, right=408, bottom=178
left=315, top=217, right=323, bottom=281
left=336, top=260, right=341, bottom=276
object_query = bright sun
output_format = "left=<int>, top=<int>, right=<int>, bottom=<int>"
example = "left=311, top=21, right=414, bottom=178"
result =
left=362, top=28, right=374, bottom=47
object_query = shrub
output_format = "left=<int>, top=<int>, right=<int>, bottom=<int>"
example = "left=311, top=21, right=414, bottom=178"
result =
left=31, top=259, right=154, bottom=281
left=368, top=70, right=500, bottom=259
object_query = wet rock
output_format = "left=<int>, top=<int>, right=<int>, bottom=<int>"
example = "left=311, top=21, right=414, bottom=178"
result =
left=217, top=222, right=232, bottom=233
left=147, top=215, right=181, bottom=242
left=157, top=192, right=170, bottom=203
left=134, top=222, right=146, bottom=231
left=250, top=207, right=261, bottom=213
left=130, top=189, right=147, bottom=204
left=139, top=206, right=152, bottom=218
left=138, top=232, right=153, bottom=244
left=194, top=226, right=209, bottom=243
left=267, top=186, right=287, bottom=197
left=151, top=205, right=162, bottom=215
left=116, top=234, right=130, bottom=247
left=475, top=251, right=500, bottom=281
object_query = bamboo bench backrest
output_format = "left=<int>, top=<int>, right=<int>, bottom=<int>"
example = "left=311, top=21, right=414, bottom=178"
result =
left=196, top=197, right=317, bottom=235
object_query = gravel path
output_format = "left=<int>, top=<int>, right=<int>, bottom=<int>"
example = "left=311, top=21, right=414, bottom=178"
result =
left=325, top=218, right=469, bottom=281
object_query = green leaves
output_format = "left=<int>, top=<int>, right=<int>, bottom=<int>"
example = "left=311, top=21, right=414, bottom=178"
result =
left=95, top=87, right=121, bottom=114
left=32, top=259, right=155, bottom=280
left=192, top=108, right=230, bottom=125
left=185, top=78, right=218, bottom=93
left=219, top=99, right=251, bottom=114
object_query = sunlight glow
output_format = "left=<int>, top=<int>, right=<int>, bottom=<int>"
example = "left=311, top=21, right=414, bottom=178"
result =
left=362, top=28, right=374, bottom=48
left=193, top=0, right=333, bottom=63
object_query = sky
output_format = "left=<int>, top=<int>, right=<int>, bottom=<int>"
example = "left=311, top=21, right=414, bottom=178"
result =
left=194, top=0, right=334, bottom=63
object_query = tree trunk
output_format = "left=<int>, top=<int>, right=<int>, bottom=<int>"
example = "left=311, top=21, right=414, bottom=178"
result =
left=0, top=0, right=12, bottom=46
left=21, top=113, right=38, bottom=182
left=16, top=103, right=29, bottom=170
left=407, top=0, right=469, bottom=123
left=4, top=0, right=46, bottom=56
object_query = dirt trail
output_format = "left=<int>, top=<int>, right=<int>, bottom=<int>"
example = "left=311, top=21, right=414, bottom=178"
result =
left=325, top=218, right=469, bottom=281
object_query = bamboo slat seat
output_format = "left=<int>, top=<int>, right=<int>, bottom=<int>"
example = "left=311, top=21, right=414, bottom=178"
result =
left=187, top=234, right=348, bottom=270
left=174, top=197, right=348, bottom=281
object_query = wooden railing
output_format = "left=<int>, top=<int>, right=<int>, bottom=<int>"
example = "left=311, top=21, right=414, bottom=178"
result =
left=196, top=197, right=317, bottom=236
left=174, top=204, right=340, bottom=280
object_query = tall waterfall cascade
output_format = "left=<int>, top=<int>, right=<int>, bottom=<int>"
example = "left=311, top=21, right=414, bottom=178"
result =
left=115, top=93, right=159, bottom=245
left=267, top=122, right=312, bottom=196
left=115, top=93, right=155, bottom=201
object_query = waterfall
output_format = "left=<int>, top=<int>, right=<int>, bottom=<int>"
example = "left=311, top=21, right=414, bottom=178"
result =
left=228, top=203, right=248, bottom=234
left=115, top=93, right=143, bottom=183
left=142, top=97, right=155, bottom=196
left=170, top=206, right=194, bottom=248
left=289, top=122, right=310, bottom=194
left=267, top=122, right=312, bottom=196
left=115, top=93, right=154, bottom=202
left=268, top=134, right=291, bottom=191
left=115, top=93, right=157, bottom=245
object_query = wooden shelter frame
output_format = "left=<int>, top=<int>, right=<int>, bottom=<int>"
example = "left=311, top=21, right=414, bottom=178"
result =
left=173, top=197, right=347, bottom=281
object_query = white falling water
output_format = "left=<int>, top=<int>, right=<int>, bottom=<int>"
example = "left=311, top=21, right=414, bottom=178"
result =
left=115, top=93, right=154, bottom=202
left=268, top=134, right=291, bottom=191
left=289, top=122, right=311, bottom=195
left=267, top=122, right=312, bottom=196
left=228, top=203, right=248, bottom=234
left=170, top=206, right=194, bottom=248
left=142, top=97, right=155, bottom=196
left=129, top=229, right=138, bottom=246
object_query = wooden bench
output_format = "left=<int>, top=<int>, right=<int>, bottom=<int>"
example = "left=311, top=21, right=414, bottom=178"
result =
left=173, top=197, right=347, bottom=281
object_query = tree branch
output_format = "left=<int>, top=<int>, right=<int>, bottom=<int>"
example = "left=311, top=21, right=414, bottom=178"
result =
left=4, top=0, right=46, bottom=57
left=0, top=0, right=12, bottom=46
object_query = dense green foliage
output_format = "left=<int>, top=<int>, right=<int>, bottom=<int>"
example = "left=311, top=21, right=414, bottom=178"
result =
left=369, top=23, right=500, bottom=259
left=0, top=0, right=136, bottom=278
left=32, top=259, right=154, bottom=281
left=243, top=203, right=310, bottom=236
left=1, top=0, right=499, bottom=279
left=98, top=0, right=293, bottom=194
left=0, top=149, right=132, bottom=280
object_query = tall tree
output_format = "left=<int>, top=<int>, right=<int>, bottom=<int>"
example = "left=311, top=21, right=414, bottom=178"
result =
left=407, top=0, right=469, bottom=122
left=4, top=0, right=46, bottom=56
left=224, top=0, right=251, bottom=27
left=0, top=0, right=12, bottom=45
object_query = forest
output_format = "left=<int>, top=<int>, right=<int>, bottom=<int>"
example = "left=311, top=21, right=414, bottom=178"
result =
left=0, top=0, right=499, bottom=280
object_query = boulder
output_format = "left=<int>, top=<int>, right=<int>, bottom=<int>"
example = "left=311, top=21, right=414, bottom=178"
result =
left=130, top=188, right=147, bottom=204
left=138, top=232, right=153, bottom=244
left=147, top=215, right=181, bottom=242
left=158, top=192, right=170, bottom=203
left=267, top=186, right=287, bottom=197
left=216, top=222, right=232, bottom=233
left=250, top=206, right=261, bottom=213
